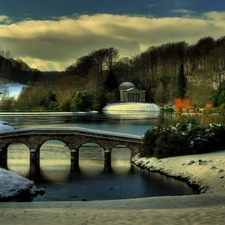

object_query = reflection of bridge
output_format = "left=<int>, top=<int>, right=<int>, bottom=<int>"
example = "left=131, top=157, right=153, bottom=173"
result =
left=0, top=127, right=143, bottom=168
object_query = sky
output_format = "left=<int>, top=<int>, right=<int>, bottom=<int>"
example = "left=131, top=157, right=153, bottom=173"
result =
left=1, top=0, right=225, bottom=71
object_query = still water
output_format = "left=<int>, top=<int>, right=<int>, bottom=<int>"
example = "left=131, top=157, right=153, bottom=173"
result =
left=0, top=112, right=196, bottom=201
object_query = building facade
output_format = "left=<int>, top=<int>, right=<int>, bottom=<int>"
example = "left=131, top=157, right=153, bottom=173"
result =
left=119, top=82, right=146, bottom=102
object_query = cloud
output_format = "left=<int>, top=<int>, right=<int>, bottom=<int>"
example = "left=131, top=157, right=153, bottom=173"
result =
left=203, top=11, right=225, bottom=20
left=171, top=8, right=196, bottom=15
left=0, top=13, right=225, bottom=71
left=0, top=15, right=12, bottom=24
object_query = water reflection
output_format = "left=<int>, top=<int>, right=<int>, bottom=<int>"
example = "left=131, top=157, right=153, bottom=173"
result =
left=103, top=111, right=160, bottom=120
left=0, top=111, right=169, bottom=135
left=3, top=154, right=196, bottom=202
left=0, top=113, right=197, bottom=201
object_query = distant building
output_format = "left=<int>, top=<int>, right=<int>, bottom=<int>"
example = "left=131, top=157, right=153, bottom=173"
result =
left=119, top=82, right=146, bottom=102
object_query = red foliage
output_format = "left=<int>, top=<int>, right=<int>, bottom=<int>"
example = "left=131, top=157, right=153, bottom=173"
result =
left=174, top=98, right=191, bottom=113
left=204, top=103, right=212, bottom=110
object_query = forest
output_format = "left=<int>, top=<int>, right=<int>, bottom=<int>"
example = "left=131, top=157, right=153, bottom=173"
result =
left=1, top=35, right=225, bottom=112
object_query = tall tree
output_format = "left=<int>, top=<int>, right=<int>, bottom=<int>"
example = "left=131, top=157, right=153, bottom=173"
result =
left=175, top=64, right=186, bottom=99
left=154, top=82, right=165, bottom=103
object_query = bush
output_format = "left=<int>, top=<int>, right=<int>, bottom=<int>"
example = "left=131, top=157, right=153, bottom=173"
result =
left=139, top=123, right=225, bottom=158
left=154, top=131, right=187, bottom=158
left=70, top=90, right=93, bottom=112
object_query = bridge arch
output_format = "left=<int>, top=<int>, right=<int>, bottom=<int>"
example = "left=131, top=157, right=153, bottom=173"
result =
left=6, top=142, right=30, bottom=175
left=39, top=140, right=71, bottom=161
left=111, top=145, right=132, bottom=159
left=79, top=142, right=104, bottom=161
left=7, top=142, right=30, bottom=158
left=0, top=127, right=142, bottom=168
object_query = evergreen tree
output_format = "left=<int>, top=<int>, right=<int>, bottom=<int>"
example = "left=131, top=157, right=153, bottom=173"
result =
left=175, top=64, right=186, bottom=99
left=104, top=71, right=118, bottom=91
left=216, top=90, right=225, bottom=106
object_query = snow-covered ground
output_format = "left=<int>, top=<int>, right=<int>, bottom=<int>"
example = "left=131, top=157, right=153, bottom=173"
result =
left=0, top=168, right=44, bottom=201
left=103, top=102, right=161, bottom=119
left=103, top=102, right=160, bottom=111
left=132, top=150, right=225, bottom=194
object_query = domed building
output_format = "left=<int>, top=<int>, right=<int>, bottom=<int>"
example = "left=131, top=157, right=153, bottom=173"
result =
left=119, top=82, right=146, bottom=102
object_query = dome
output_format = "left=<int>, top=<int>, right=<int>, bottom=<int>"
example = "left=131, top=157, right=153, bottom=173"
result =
left=119, top=82, right=136, bottom=91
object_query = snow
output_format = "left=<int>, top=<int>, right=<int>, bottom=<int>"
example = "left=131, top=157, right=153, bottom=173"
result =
left=0, top=125, right=15, bottom=132
left=0, top=120, right=9, bottom=125
left=103, top=102, right=160, bottom=111
left=0, top=168, right=44, bottom=201
left=0, top=120, right=15, bottom=132
left=132, top=150, right=225, bottom=194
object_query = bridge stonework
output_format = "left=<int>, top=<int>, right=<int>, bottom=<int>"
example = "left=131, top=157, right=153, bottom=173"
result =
left=0, top=128, right=143, bottom=168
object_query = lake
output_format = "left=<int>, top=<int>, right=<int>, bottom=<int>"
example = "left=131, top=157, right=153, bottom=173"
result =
left=0, top=112, right=197, bottom=201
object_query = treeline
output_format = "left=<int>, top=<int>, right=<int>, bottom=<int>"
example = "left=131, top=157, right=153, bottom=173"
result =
left=0, top=48, right=43, bottom=84
left=1, top=36, right=225, bottom=111
left=63, top=36, right=225, bottom=108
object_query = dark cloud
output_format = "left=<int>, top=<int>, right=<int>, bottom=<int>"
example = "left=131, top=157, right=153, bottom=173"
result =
left=0, top=12, right=225, bottom=70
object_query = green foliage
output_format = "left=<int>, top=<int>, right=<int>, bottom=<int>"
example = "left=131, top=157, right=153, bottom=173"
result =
left=40, top=91, right=58, bottom=110
left=93, top=91, right=108, bottom=112
left=154, top=131, right=187, bottom=158
left=59, top=98, right=71, bottom=111
left=104, top=71, right=118, bottom=91
left=70, top=90, right=93, bottom=112
left=15, top=86, right=58, bottom=111
left=175, top=64, right=186, bottom=99
left=140, top=123, right=225, bottom=158
left=216, top=90, right=225, bottom=106
left=0, top=97, right=16, bottom=111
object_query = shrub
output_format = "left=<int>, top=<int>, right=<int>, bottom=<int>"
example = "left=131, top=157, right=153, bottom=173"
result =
left=139, top=123, right=225, bottom=158
left=70, top=90, right=93, bottom=112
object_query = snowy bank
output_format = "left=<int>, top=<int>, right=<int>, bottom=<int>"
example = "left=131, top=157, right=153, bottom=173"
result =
left=132, top=150, right=225, bottom=194
left=0, top=168, right=44, bottom=201
left=103, top=103, right=160, bottom=118
left=103, top=102, right=160, bottom=111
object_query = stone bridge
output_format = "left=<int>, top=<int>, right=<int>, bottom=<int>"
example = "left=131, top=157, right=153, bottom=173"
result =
left=0, top=127, right=143, bottom=167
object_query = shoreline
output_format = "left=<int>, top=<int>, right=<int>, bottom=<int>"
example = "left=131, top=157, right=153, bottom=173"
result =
left=131, top=150, right=225, bottom=195
left=1, top=151, right=225, bottom=224
left=131, top=157, right=201, bottom=194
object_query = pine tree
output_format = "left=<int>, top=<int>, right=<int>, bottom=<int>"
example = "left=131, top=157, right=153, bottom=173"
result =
left=175, top=64, right=186, bottom=99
